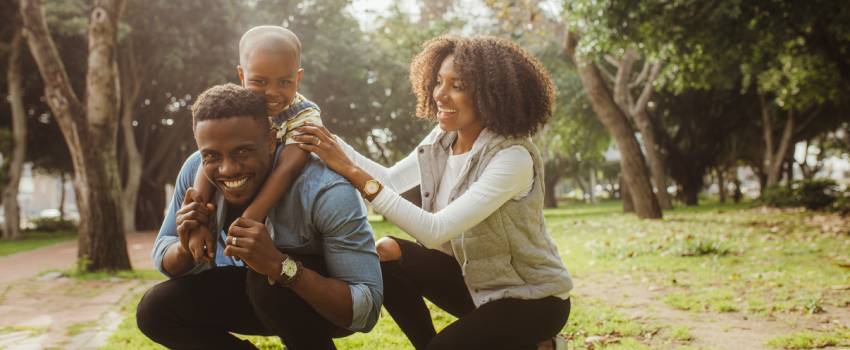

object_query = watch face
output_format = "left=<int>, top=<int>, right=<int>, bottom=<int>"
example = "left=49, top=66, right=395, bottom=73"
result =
left=365, top=181, right=379, bottom=194
left=282, top=259, right=297, bottom=278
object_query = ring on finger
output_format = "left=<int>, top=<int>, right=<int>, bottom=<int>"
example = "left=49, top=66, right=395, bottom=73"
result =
left=231, top=236, right=238, bottom=247
left=315, top=136, right=322, bottom=146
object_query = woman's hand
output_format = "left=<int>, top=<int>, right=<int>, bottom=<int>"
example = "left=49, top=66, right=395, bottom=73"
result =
left=294, top=124, right=356, bottom=178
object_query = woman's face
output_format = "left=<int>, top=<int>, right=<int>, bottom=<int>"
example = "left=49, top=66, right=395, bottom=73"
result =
left=432, top=55, right=479, bottom=132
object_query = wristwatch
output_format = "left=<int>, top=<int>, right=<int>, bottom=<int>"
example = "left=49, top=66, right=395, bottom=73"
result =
left=268, top=254, right=302, bottom=287
left=362, top=179, right=384, bottom=202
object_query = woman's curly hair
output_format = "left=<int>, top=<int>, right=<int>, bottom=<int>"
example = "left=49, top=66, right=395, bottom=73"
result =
left=409, top=35, right=555, bottom=138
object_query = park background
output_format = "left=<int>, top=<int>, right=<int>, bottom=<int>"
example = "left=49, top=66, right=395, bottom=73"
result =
left=0, top=0, right=849, bottom=349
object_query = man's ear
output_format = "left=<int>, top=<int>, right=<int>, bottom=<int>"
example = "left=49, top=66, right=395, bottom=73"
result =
left=237, top=65, right=245, bottom=86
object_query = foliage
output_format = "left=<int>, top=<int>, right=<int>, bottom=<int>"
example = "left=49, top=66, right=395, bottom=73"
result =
left=28, top=216, right=77, bottom=232
left=761, top=179, right=840, bottom=210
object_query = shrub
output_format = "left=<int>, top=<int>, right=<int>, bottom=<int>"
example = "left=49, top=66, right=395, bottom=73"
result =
left=761, top=179, right=839, bottom=210
left=29, top=217, right=78, bottom=232
left=760, top=185, right=798, bottom=208
left=796, top=179, right=839, bottom=210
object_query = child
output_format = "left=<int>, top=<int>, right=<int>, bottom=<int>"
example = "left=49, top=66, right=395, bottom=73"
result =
left=186, top=26, right=322, bottom=262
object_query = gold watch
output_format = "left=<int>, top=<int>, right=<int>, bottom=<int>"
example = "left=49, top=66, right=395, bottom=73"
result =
left=268, top=254, right=301, bottom=287
left=362, top=179, right=384, bottom=202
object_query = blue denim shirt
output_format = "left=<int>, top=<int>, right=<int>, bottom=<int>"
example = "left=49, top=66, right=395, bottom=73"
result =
left=151, top=150, right=383, bottom=332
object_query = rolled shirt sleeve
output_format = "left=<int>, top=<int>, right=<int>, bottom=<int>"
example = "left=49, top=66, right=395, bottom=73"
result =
left=311, top=180, right=384, bottom=332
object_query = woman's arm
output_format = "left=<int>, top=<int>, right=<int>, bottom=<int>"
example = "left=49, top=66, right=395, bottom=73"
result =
left=370, top=146, right=533, bottom=248
left=335, top=136, right=419, bottom=193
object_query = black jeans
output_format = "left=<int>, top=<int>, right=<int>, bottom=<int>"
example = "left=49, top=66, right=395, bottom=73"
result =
left=136, top=255, right=351, bottom=350
left=382, top=237, right=571, bottom=350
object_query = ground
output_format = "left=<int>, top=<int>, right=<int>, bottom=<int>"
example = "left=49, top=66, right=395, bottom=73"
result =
left=0, top=202, right=848, bottom=349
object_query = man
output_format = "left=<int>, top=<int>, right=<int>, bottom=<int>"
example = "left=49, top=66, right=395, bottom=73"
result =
left=137, top=83, right=383, bottom=350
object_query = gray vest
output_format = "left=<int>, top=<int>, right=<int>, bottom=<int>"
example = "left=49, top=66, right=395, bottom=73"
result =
left=416, top=127, right=573, bottom=307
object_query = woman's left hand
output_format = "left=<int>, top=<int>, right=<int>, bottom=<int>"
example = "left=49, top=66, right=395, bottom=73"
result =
left=294, top=124, right=356, bottom=178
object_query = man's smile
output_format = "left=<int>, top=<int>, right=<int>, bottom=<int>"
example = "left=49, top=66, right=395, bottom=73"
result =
left=220, top=176, right=250, bottom=189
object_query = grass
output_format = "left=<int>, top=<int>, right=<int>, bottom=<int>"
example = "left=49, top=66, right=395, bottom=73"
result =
left=0, top=231, right=76, bottom=257
left=766, top=328, right=850, bottom=349
left=98, top=201, right=850, bottom=349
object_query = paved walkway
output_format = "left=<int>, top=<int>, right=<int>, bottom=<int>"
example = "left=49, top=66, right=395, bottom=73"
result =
left=0, top=232, right=158, bottom=350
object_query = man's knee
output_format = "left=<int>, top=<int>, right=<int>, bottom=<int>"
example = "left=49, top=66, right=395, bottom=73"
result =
left=136, top=284, right=172, bottom=340
left=376, top=237, right=402, bottom=262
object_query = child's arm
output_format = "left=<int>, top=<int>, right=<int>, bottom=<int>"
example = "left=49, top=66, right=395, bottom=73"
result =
left=241, top=144, right=309, bottom=222
left=188, top=167, right=216, bottom=261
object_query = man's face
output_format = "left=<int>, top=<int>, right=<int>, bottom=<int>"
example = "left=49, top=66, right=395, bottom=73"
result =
left=237, top=49, right=303, bottom=116
left=195, top=116, right=276, bottom=207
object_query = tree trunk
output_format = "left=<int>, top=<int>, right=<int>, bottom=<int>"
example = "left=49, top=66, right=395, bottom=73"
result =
left=59, top=172, right=66, bottom=221
left=621, top=175, right=634, bottom=213
left=543, top=158, right=562, bottom=209
left=760, top=95, right=796, bottom=188
left=22, top=0, right=131, bottom=271
left=717, top=167, right=727, bottom=203
left=611, top=53, right=673, bottom=210
left=120, top=41, right=143, bottom=234
left=3, top=29, right=26, bottom=240
left=588, top=167, right=597, bottom=204
left=544, top=176, right=559, bottom=208
left=679, top=170, right=703, bottom=206
left=564, top=32, right=662, bottom=219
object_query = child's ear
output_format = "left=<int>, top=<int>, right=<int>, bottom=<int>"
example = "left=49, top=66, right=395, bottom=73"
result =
left=236, top=65, right=245, bottom=86
left=296, top=68, right=304, bottom=83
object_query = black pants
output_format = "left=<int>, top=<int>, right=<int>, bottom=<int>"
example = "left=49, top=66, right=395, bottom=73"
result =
left=382, top=237, right=571, bottom=350
left=136, top=255, right=350, bottom=350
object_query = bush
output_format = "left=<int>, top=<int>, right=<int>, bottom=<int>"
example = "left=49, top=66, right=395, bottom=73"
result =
left=29, top=217, right=78, bottom=232
left=760, top=179, right=839, bottom=210
left=761, top=185, right=799, bottom=208
left=831, top=195, right=850, bottom=215
left=796, top=179, right=839, bottom=210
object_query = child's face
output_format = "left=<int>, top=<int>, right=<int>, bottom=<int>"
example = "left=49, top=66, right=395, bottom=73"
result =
left=237, top=49, right=303, bottom=116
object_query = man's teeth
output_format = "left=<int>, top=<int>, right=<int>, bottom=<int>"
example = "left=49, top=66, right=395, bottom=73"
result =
left=223, top=178, right=248, bottom=189
left=439, top=108, right=457, bottom=113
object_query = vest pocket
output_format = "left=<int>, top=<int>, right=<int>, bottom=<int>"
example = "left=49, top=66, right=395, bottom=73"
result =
left=463, top=254, right=525, bottom=290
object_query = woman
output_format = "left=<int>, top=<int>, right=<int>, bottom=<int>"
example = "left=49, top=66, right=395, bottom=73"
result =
left=296, top=35, right=572, bottom=350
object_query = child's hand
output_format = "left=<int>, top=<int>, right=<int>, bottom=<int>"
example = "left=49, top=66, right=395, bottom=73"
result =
left=187, top=225, right=215, bottom=263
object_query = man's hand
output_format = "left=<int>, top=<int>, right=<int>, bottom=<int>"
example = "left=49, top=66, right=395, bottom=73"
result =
left=175, top=187, right=216, bottom=262
left=224, top=217, right=282, bottom=278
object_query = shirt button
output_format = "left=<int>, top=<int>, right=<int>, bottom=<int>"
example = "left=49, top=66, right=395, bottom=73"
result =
left=424, top=192, right=431, bottom=198
left=418, top=148, right=424, bottom=154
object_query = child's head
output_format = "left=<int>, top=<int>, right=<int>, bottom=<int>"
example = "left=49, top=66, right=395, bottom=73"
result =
left=237, top=25, right=304, bottom=117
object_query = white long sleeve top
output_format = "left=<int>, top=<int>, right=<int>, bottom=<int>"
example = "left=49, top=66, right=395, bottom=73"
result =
left=337, top=135, right=533, bottom=250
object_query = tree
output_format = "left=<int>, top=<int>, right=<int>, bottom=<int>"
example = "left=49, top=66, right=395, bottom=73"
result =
left=21, top=0, right=130, bottom=271
left=2, top=9, right=26, bottom=240
left=563, top=32, right=662, bottom=218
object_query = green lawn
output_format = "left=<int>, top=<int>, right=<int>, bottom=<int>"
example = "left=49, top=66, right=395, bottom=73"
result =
left=0, top=231, right=77, bottom=257
left=101, top=201, right=850, bottom=349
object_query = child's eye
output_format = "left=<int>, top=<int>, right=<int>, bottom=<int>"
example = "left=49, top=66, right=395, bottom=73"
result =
left=250, top=79, right=265, bottom=85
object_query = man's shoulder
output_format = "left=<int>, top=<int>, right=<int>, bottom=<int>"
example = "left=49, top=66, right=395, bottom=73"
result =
left=299, top=156, right=353, bottom=191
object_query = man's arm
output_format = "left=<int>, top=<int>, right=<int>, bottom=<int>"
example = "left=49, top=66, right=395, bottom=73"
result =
left=310, top=181, right=383, bottom=331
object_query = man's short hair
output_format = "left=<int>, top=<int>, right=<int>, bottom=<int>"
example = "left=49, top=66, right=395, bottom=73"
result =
left=191, top=83, right=269, bottom=130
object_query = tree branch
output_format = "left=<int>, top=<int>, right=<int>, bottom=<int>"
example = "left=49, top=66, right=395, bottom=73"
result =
left=631, top=60, right=662, bottom=116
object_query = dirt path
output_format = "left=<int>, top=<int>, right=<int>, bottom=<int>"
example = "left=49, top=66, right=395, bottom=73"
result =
left=0, top=232, right=158, bottom=350
left=572, top=272, right=850, bottom=350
